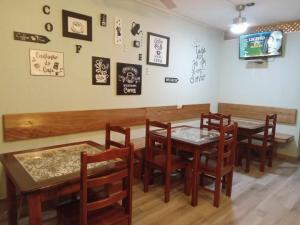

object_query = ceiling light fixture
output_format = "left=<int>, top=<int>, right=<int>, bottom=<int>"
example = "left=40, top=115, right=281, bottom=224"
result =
left=230, top=4, right=249, bottom=34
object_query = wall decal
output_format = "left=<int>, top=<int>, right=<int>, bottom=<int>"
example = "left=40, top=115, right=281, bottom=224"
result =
left=45, top=23, right=53, bottom=32
left=76, top=45, right=82, bottom=53
left=133, top=40, right=140, bottom=48
left=117, top=63, right=142, bottom=95
left=62, top=10, right=92, bottom=41
left=100, top=13, right=107, bottom=27
left=115, top=17, right=123, bottom=45
left=190, top=41, right=207, bottom=84
left=30, top=49, right=64, bottom=76
left=165, top=77, right=179, bottom=83
left=43, top=5, right=50, bottom=15
left=131, top=22, right=142, bottom=36
left=92, top=57, right=110, bottom=85
left=147, top=32, right=170, bottom=67
left=14, top=31, right=50, bottom=44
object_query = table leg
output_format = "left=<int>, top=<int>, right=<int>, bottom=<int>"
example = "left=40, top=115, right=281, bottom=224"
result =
left=27, top=194, right=42, bottom=225
left=246, top=135, right=251, bottom=173
left=191, top=151, right=200, bottom=207
left=6, top=175, right=18, bottom=225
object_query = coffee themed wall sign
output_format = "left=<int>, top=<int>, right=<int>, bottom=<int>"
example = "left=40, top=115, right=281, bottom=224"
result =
left=62, top=10, right=92, bottom=41
left=131, top=21, right=143, bottom=49
left=14, top=32, right=50, bottom=44
left=147, top=32, right=170, bottom=67
left=30, top=49, right=64, bottom=76
left=115, top=17, right=123, bottom=45
left=100, top=13, right=107, bottom=27
left=117, top=63, right=142, bottom=95
left=92, top=57, right=110, bottom=85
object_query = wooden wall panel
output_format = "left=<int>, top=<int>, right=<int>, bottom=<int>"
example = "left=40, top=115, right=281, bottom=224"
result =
left=3, top=104, right=210, bottom=141
left=218, top=103, right=297, bottom=125
left=146, top=104, right=210, bottom=122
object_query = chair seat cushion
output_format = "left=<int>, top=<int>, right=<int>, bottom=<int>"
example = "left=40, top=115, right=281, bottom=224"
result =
left=57, top=201, right=128, bottom=225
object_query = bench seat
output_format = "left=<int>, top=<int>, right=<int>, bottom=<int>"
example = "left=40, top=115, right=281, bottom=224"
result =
left=252, top=132, right=294, bottom=144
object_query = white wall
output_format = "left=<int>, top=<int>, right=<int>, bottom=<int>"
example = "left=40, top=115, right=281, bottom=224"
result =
left=219, top=32, right=300, bottom=157
left=0, top=0, right=223, bottom=198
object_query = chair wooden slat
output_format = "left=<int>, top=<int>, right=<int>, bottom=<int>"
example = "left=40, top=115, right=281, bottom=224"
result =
left=87, top=190, right=128, bottom=212
left=87, top=170, right=128, bottom=189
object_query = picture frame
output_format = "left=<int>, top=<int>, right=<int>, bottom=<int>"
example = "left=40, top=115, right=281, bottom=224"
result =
left=62, top=10, right=92, bottom=41
left=30, top=49, right=64, bottom=77
left=117, top=62, right=142, bottom=95
left=92, top=56, right=110, bottom=85
left=147, top=32, right=170, bottom=67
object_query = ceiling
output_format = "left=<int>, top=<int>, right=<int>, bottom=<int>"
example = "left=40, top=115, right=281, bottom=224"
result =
left=136, top=0, right=300, bottom=31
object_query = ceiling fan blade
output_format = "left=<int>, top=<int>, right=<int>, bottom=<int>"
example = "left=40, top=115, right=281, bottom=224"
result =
left=160, top=0, right=176, bottom=9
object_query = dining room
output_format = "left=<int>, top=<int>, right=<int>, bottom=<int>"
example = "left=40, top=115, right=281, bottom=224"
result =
left=0, top=0, right=300, bottom=225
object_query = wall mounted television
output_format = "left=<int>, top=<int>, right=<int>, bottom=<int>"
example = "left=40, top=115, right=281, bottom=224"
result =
left=239, top=30, right=283, bottom=60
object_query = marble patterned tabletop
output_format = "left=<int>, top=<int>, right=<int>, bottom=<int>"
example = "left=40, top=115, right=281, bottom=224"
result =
left=155, top=126, right=220, bottom=145
left=14, top=143, right=107, bottom=182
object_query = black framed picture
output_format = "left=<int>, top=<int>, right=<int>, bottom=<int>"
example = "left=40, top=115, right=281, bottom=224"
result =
left=147, top=32, right=170, bottom=67
left=62, top=10, right=92, bottom=41
left=92, top=57, right=110, bottom=85
left=117, top=63, right=142, bottom=95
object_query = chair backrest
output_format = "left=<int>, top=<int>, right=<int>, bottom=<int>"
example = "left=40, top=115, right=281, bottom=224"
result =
left=262, top=114, right=277, bottom=146
left=80, top=145, right=134, bottom=225
left=200, top=112, right=231, bottom=131
left=145, top=119, right=171, bottom=169
left=105, top=123, right=130, bottom=149
left=217, top=122, right=238, bottom=172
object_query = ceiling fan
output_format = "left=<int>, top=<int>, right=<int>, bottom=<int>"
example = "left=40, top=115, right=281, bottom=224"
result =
left=160, top=0, right=176, bottom=9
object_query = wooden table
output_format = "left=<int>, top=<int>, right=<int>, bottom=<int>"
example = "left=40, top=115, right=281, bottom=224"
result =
left=153, top=125, right=220, bottom=207
left=2, top=141, right=119, bottom=225
left=232, top=118, right=265, bottom=172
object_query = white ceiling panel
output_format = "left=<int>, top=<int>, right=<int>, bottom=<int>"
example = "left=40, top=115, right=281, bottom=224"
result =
left=137, top=0, right=300, bottom=30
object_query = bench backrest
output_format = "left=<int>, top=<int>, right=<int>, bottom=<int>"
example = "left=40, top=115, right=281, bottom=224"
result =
left=218, top=103, right=297, bottom=125
left=3, top=104, right=210, bottom=141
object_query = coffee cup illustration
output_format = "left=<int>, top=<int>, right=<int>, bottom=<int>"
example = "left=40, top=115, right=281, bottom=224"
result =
left=96, top=73, right=109, bottom=83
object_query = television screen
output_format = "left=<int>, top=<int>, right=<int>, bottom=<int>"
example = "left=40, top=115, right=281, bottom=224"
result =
left=239, top=31, right=283, bottom=59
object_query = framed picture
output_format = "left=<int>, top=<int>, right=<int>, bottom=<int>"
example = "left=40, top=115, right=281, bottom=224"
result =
left=62, top=10, right=92, bottom=41
left=92, top=56, right=110, bottom=85
left=147, top=32, right=170, bottom=67
left=117, top=63, right=142, bottom=95
left=30, top=49, right=64, bottom=77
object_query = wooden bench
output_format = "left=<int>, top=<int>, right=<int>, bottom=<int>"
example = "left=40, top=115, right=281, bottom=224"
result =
left=3, top=104, right=210, bottom=142
left=218, top=102, right=297, bottom=157
left=253, top=132, right=294, bottom=144
left=3, top=104, right=209, bottom=178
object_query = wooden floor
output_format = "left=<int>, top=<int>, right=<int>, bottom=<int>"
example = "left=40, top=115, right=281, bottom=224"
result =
left=1, top=158, right=300, bottom=225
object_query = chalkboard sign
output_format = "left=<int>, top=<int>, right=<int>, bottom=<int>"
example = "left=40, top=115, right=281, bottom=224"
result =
left=30, top=49, right=64, bottom=76
left=117, top=63, right=142, bottom=95
left=92, top=57, right=110, bottom=85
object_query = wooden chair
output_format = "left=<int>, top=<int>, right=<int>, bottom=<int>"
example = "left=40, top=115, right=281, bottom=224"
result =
left=105, top=123, right=130, bottom=149
left=143, top=119, right=187, bottom=203
left=239, top=114, right=277, bottom=172
left=187, top=122, right=238, bottom=207
left=200, top=112, right=231, bottom=160
left=200, top=112, right=231, bottom=131
left=57, top=145, right=134, bottom=225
